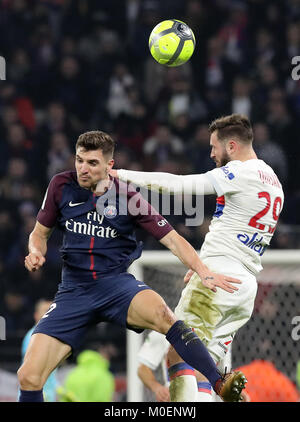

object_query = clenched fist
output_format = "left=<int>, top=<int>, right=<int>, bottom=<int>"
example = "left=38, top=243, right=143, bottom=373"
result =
left=24, top=252, right=46, bottom=272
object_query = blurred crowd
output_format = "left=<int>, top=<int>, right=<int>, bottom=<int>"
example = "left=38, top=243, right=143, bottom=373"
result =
left=0, top=0, right=300, bottom=347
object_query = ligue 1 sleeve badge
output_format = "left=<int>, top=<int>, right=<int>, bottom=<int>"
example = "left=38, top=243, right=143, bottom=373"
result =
left=104, top=205, right=118, bottom=219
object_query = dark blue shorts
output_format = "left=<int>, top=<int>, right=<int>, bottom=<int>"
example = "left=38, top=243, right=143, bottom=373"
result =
left=33, top=272, right=151, bottom=351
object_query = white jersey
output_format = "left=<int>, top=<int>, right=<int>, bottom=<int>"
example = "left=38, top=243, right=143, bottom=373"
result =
left=118, top=158, right=284, bottom=275
left=204, top=159, right=284, bottom=274
left=138, top=331, right=170, bottom=371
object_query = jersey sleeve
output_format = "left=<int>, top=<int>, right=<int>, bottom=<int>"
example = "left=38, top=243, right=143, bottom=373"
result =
left=118, top=169, right=216, bottom=195
left=37, top=174, right=64, bottom=228
left=205, top=161, right=242, bottom=196
left=138, top=331, right=170, bottom=370
left=128, top=190, right=174, bottom=240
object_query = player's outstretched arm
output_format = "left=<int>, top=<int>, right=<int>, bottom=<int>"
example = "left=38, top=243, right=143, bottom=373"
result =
left=138, top=364, right=170, bottom=402
left=110, top=169, right=216, bottom=196
left=24, top=221, right=52, bottom=272
left=160, top=230, right=241, bottom=293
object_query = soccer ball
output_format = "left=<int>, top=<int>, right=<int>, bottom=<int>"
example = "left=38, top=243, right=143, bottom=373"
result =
left=149, top=19, right=196, bottom=67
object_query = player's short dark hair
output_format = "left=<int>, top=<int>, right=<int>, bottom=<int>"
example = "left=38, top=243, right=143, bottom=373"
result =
left=208, top=114, right=253, bottom=144
left=76, top=131, right=115, bottom=158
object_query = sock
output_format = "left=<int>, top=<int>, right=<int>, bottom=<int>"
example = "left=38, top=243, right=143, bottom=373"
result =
left=197, top=381, right=213, bottom=402
left=166, top=321, right=221, bottom=390
left=168, top=363, right=198, bottom=402
left=19, top=389, right=44, bottom=402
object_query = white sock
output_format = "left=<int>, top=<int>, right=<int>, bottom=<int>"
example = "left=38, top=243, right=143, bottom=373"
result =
left=168, top=363, right=198, bottom=402
left=197, top=381, right=213, bottom=402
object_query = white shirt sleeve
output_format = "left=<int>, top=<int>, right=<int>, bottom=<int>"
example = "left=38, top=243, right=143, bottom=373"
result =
left=117, top=169, right=216, bottom=196
left=138, top=331, right=170, bottom=370
left=205, top=161, right=242, bottom=196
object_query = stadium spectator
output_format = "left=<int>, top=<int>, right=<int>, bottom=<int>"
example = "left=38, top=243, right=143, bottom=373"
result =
left=253, top=122, right=288, bottom=184
left=106, top=63, right=135, bottom=119
left=286, top=21, right=300, bottom=60
left=143, top=123, right=185, bottom=169
left=1, top=290, right=31, bottom=333
left=187, top=124, right=217, bottom=174
left=0, top=157, right=30, bottom=200
left=38, top=102, right=76, bottom=141
left=217, top=2, right=248, bottom=67
left=231, top=76, right=252, bottom=117
left=57, top=349, right=115, bottom=402
left=4, top=124, right=35, bottom=170
left=47, top=132, right=72, bottom=181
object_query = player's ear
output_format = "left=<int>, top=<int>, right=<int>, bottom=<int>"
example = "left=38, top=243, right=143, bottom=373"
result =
left=107, top=158, right=114, bottom=172
left=227, top=140, right=237, bottom=154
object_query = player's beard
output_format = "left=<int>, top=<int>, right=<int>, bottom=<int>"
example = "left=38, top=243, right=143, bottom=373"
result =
left=215, top=150, right=231, bottom=167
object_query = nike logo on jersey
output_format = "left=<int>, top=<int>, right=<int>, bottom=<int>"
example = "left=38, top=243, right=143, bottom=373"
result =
left=69, top=201, right=85, bottom=207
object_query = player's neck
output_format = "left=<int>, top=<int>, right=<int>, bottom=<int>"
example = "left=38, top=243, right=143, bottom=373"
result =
left=93, top=176, right=113, bottom=195
left=234, top=148, right=257, bottom=162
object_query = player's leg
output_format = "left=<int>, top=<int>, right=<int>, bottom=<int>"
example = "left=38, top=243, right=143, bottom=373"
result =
left=127, top=289, right=224, bottom=399
left=169, top=256, right=256, bottom=402
left=166, top=343, right=213, bottom=402
left=166, top=345, right=198, bottom=402
left=17, top=333, right=71, bottom=402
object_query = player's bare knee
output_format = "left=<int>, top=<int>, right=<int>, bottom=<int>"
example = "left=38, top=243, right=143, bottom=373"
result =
left=153, top=303, right=176, bottom=334
left=17, top=365, right=43, bottom=390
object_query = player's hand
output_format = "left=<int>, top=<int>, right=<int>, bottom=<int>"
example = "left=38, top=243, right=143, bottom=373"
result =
left=184, top=269, right=241, bottom=293
left=201, top=271, right=241, bottom=293
left=153, top=384, right=170, bottom=402
left=24, top=252, right=46, bottom=272
left=184, top=269, right=194, bottom=284
left=109, top=169, right=118, bottom=178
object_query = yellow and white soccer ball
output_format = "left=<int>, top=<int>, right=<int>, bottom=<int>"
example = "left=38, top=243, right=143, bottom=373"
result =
left=149, top=19, right=196, bottom=67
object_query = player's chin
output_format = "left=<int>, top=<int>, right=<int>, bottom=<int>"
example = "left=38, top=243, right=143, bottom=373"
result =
left=78, top=179, right=91, bottom=188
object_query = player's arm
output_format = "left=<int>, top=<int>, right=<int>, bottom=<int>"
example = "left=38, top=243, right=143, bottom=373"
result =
left=24, top=221, right=53, bottom=272
left=138, top=364, right=170, bottom=402
left=26, top=173, right=64, bottom=272
left=160, top=230, right=241, bottom=293
left=110, top=169, right=216, bottom=195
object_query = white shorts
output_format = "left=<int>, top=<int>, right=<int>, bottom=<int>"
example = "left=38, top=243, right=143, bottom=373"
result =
left=174, top=256, right=258, bottom=366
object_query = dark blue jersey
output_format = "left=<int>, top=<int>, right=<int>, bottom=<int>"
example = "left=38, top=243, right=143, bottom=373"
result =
left=37, top=171, right=173, bottom=283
